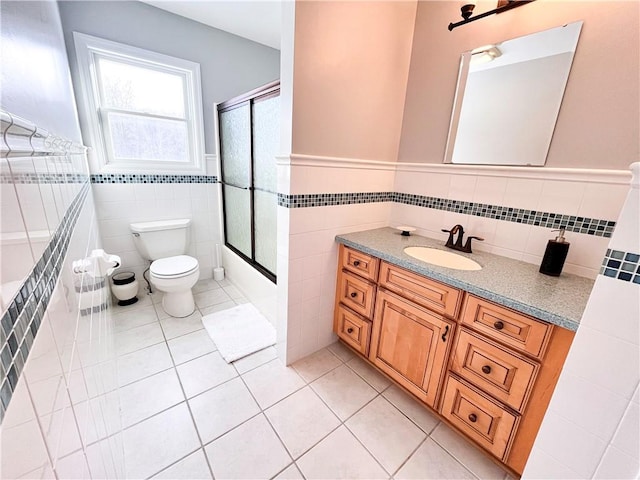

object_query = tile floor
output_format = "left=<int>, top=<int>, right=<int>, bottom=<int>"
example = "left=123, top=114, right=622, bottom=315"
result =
left=106, top=278, right=512, bottom=479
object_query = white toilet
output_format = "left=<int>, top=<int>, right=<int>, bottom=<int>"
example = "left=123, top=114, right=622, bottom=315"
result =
left=130, top=219, right=199, bottom=318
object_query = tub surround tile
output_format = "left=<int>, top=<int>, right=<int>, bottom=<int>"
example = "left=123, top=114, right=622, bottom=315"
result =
left=336, top=227, right=593, bottom=330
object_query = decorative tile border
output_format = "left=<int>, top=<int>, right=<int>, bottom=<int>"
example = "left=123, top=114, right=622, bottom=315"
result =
left=600, top=249, right=640, bottom=284
left=90, top=173, right=218, bottom=184
left=278, top=192, right=393, bottom=208
left=0, top=181, right=90, bottom=422
left=0, top=172, right=89, bottom=184
left=277, top=191, right=616, bottom=238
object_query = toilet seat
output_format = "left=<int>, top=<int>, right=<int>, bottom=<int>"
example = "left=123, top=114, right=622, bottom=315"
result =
left=150, top=255, right=199, bottom=279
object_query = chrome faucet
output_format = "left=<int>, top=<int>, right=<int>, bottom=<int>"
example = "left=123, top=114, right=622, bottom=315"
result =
left=441, top=224, right=484, bottom=253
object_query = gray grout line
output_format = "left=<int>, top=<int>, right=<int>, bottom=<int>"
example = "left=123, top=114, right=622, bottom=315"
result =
left=112, top=282, right=508, bottom=480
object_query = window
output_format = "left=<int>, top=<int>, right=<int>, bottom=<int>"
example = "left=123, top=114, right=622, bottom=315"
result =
left=73, top=33, right=205, bottom=173
left=218, top=82, right=280, bottom=282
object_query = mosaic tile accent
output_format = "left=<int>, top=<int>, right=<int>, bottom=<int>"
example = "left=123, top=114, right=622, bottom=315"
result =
left=90, top=173, right=218, bottom=184
left=278, top=192, right=393, bottom=208
left=0, top=172, right=89, bottom=184
left=0, top=181, right=90, bottom=422
left=277, top=191, right=616, bottom=238
left=600, top=249, right=640, bottom=284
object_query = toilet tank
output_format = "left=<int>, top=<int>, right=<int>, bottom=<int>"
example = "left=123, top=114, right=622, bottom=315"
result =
left=130, top=219, right=191, bottom=261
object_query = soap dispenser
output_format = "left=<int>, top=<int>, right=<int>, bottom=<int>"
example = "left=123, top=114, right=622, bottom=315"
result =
left=539, top=228, right=570, bottom=276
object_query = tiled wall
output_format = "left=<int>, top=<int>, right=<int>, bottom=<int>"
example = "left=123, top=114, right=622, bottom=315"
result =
left=277, top=156, right=630, bottom=365
left=90, top=156, right=222, bottom=296
left=524, top=163, right=639, bottom=479
left=0, top=112, right=124, bottom=478
left=391, top=166, right=628, bottom=279
left=277, top=158, right=395, bottom=363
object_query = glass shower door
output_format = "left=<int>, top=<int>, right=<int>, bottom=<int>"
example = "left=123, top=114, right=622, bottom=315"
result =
left=218, top=82, right=279, bottom=282
left=220, top=104, right=252, bottom=259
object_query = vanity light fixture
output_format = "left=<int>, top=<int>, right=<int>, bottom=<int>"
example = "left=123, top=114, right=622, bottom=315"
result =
left=470, top=45, right=502, bottom=65
left=448, top=0, right=535, bottom=31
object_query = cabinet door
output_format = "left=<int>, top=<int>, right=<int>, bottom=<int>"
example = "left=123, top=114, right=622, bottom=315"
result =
left=369, top=289, right=454, bottom=407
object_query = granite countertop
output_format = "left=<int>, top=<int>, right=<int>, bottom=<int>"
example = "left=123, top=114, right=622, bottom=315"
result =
left=336, top=227, right=595, bottom=331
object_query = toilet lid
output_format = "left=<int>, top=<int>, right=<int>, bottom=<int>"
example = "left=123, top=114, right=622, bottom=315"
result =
left=150, top=255, right=199, bottom=277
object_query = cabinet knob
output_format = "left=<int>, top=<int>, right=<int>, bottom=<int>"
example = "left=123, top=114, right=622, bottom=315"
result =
left=350, top=292, right=358, bottom=298
left=468, top=413, right=477, bottom=423
left=347, top=327, right=354, bottom=334
left=493, top=321, right=504, bottom=330
left=482, top=365, right=492, bottom=374
left=353, top=260, right=361, bottom=267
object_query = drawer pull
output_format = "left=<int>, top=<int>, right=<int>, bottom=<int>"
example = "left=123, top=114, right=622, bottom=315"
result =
left=347, top=327, right=354, bottom=334
left=441, top=325, right=450, bottom=342
left=481, top=365, right=492, bottom=374
left=353, top=260, right=361, bottom=267
left=493, top=321, right=504, bottom=330
left=350, top=292, right=358, bottom=298
left=468, top=413, right=478, bottom=423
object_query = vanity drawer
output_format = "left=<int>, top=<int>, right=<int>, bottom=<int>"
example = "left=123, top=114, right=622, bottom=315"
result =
left=451, top=329, right=539, bottom=412
left=338, top=271, right=376, bottom=319
left=335, top=305, right=371, bottom=356
left=341, top=245, right=379, bottom=282
left=461, top=296, right=552, bottom=358
left=379, top=261, right=462, bottom=318
left=440, top=375, right=518, bottom=460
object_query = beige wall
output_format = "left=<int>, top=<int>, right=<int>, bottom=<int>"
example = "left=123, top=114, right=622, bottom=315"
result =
left=292, top=0, right=417, bottom=161
left=398, top=0, right=640, bottom=169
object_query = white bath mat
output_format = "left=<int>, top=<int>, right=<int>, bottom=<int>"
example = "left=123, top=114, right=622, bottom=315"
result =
left=201, top=303, right=276, bottom=363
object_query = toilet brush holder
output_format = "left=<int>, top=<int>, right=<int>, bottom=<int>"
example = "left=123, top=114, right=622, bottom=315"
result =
left=213, top=267, right=225, bottom=281
left=111, top=271, right=139, bottom=306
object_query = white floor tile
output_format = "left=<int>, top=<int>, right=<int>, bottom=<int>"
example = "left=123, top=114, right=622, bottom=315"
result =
left=117, top=342, right=173, bottom=387
left=292, top=348, right=342, bottom=383
left=152, top=449, right=212, bottom=479
left=194, top=289, right=232, bottom=309
left=119, top=369, right=184, bottom=428
left=310, top=364, right=377, bottom=420
left=115, top=322, right=165, bottom=356
left=265, top=386, right=341, bottom=459
left=168, top=329, right=217, bottom=365
left=382, top=385, right=440, bottom=434
left=192, top=279, right=221, bottom=294
left=346, top=396, right=426, bottom=475
left=159, top=310, right=203, bottom=340
left=431, top=423, right=507, bottom=479
left=327, top=341, right=356, bottom=362
left=205, top=414, right=291, bottom=480
left=242, top=359, right=305, bottom=409
left=199, top=300, right=236, bottom=317
left=347, top=356, right=392, bottom=392
left=221, top=284, right=244, bottom=299
left=123, top=403, right=200, bottom=479
left=273, top=463, right=304, bottom=480
left=395, top=438, right=474, bottom=480
left=296, top=426, right=388, bottom=480
left=112, top=305, right=158, bottom=334
left=189, top=377, right=260, bottom=444
left=176, top=351, right=237, bottom=398
left=232, top=346, right=278, bottom=374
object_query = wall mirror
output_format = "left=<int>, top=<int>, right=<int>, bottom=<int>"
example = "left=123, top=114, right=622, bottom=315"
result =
left=444, top=21, right=583, bottom=166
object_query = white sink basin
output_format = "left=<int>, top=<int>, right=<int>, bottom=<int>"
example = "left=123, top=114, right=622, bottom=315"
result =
left=404, top=247, right=482, bottom=271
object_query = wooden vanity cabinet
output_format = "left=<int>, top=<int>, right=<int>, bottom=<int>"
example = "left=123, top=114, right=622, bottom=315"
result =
left=369, top=289, right=454, bottom=408
left=333, top=244, right=575, bottom=476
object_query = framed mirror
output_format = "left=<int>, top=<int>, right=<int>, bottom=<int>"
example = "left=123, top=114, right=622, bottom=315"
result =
left=444, top=21, right=583, bottom=166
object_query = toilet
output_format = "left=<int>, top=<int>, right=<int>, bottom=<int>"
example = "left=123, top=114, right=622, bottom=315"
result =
left=130, top=219, right=199, bottom=318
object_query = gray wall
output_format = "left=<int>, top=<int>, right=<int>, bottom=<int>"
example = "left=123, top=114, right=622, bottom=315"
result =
left=0, top=1, right=83, bottom=142
left=58, top=0, right=280, bottom=155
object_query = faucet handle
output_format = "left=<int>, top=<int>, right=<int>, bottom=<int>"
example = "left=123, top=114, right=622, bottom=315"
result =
left=441, top=228, right=456, bottom=248
left=462, top=236, right=484, bottom=253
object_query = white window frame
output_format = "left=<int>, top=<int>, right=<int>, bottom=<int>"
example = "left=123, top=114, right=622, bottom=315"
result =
left=73, top=32, right=206, bottom=174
